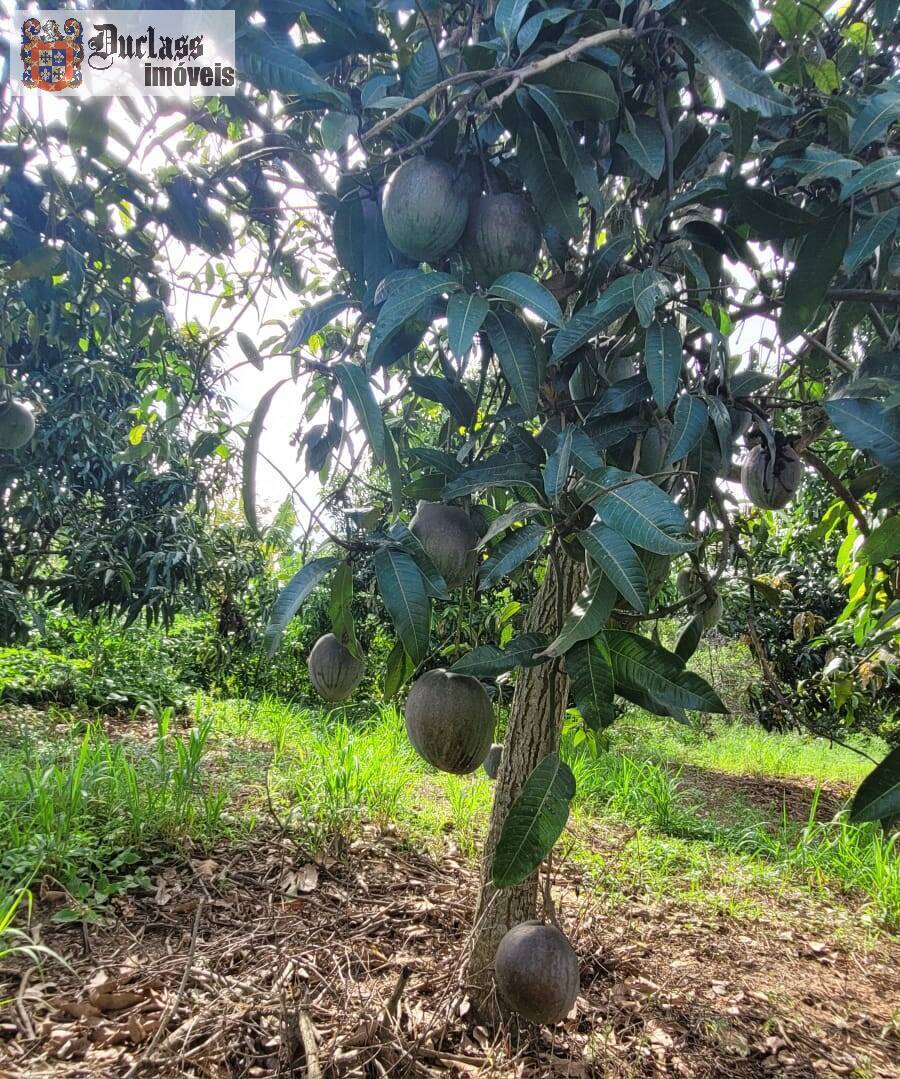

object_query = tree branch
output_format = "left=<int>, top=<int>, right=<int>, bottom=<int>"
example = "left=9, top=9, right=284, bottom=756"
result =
left=799, top=448, right=870, bottom=536
left=362, top=28, right=640, bottom=144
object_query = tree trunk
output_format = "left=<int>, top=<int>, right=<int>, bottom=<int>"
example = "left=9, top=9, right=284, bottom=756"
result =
left=464, top=549, right=586, bottom=1016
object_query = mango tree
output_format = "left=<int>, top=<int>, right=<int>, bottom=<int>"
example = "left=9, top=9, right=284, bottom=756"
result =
left=250, top=0, right=899, bottom=1015
left=2, top=0, right=897, bottom=1022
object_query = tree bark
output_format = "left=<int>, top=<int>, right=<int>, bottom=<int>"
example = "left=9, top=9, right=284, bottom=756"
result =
left=463, top=549, right=586, bottom=1016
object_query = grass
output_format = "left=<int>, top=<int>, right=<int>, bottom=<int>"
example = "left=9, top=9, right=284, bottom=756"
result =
left=610, top=714, right=884, bottom=786
left=0, top=707, right=232, bottom=920
left=0, top=697, right=896, bottom=933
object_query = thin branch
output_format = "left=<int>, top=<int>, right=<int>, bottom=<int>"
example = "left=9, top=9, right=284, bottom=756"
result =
left=826, top=288, right=900, bottom=308
left=481, top=28, right=640, bottom=111
left=799, top=448, right=870, bottom=536
left=363, top=28, right=639, bottom=143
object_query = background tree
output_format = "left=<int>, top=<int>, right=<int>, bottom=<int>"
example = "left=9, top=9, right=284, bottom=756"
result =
left=2, top=0, right=898, bottom=1024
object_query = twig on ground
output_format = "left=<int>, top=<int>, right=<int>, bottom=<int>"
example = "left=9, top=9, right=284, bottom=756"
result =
left=384, top=964, right=411, bottom=1023
left=15, top=967, right=34, bottom=1040
left=123, top=901, right=204, bottom=1078
left=298, top=1009, right=322, bottom=1079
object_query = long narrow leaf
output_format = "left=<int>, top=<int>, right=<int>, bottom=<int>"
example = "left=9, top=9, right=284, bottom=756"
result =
left=264, top=556, right=340, bottom=657
left=242, top=379, right=288, bottom=535
left=492, top=753, right=576, bottom=887
left=374, top=546, right=431, bottom=664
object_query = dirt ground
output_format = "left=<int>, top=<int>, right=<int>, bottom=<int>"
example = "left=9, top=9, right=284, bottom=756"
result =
left=1, top=816, right=897, bottom=1079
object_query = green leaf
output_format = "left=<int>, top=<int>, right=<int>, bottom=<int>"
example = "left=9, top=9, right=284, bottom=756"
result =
left=451, top=632, right=549, bottom=677
left=479, top=522, right=546, bottom=589
left=320, top=111, right=359, bottom=151
left=492, top=753, right=576, bottom=887
left=618, top=115, right=665, bottom=180
left=530, top=62, right=618, bottom=121
left=644, top=321, right=682, bottom=411
left=242, top=380, right=288, bottom=536
left=237, top=26, right=350, bottom=106
left=566, top=637, right=616, bottom=730
left=860, top=517, right=900, bottom=564
left=677, top=23, right=794, bottom=117
left=517, top=7, right=572, bottom=53
left=632, top=270, right=670, bottom=328
left=285, top=295, right=352, bottom=351
left=842, top=209, right=900, bottom=274
left=771, top=0, right=827, bottom=37
left=383, top=426, right=404, bottom=517
left=447, top=291, right=490, bottom=361
left=489, top=272, right=563, bottom=326
left=329, top=562, right=361, bottom=656
left=770, top=147, right=860, bottom=186
left=544, top=428, right=575, bottom=501
left=568, top=428, right=607, bottom=475
left=384, top=639, right=414, bottom=700
left=729, top=105, right=757, bottom=165
left=443, top=462, right=544, bottom=499
left=407, top=374, right=476, bottom=428
left=780, top=211, right=849, bottom=341
left=387, top=521, right=450, bottom=601
left=484, top=310, right=540, bottom=417
left=668, top=394, right=709, bottom=463
left=334, top=361, right=385, bottom=464
left=552, top=274, right=637, bottom=361
left=374, top=546, right=431, bottom=664
left=367, top=272, right=455, bottom=364
left=408, top=447, right=463, bottom=477
left=730, top=370, right=774, bottom=396
left=840, top=158, right=900, bottom=202
left=849, top=745, right=900, bottom=823
left=729, top=181, right=818, bottom=240
left=686, top=425, right=722, bottom=516
left=542, top=573, right=617, bottom=658
left=404, top=38, right=440, bottom=98
left=495, top=0, right=532, bottom=42
left=849, top=92, right=900, bottom=154
left=527, top=85, right=604, bottom=213
left=875, top=0, right=899, bottom=27
left=264, top=557, right=340, bottom=657
left=592, top=467, right=694, bottom=555
left=825, top=398, right=900, bottom=472
left=68, top=102, right=110, bottom=157
left=586, top=377, right=654, bottom=425
left=578, top=524, right=649, bottom=613
left=236, top=332, right=264, bottom=370
left=477, top=502, right=548, bottom=548
left=516, top=123, right=581, bottom=240
left=605, top=630, right=727, bottom=712
left=5, top=246, right=61, bottom=281
left=674, top=613, right=705, bottom=662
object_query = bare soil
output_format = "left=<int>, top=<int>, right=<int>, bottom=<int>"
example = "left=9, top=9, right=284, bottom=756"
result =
left=676, top=764, right=853, bottom=824
left=1, top=819, right=897, bottom=1078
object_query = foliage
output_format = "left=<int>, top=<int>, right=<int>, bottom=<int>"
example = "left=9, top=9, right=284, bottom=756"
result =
left=721, top=478, right=900, bottom=745
left=240, top=0, right=897, bottom=853
left=3, top=0, right=899, bottom=890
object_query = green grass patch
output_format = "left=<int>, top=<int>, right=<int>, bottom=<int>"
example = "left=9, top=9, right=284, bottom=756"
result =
left=609, top=715, right=883, bottom=786
left=0, top=698, right=896, bottom=933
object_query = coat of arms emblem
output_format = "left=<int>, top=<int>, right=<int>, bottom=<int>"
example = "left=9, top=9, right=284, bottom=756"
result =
left=21, top=17, right=83, bottom=92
